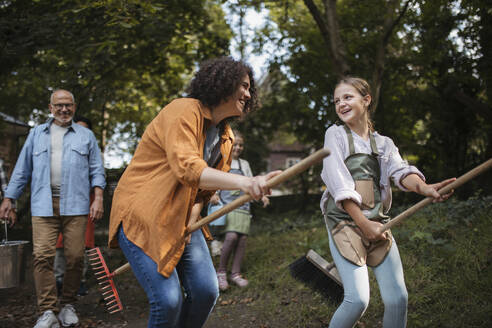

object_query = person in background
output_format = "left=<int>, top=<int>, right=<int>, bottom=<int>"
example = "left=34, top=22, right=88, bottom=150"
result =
left=215, top=130, right=269, bottom=291
left=320, top=77, right=454, bottom=328
left=0, top=90, right=106, bottom=328
left=54, top=115, right=96, bottom=297
left=207, top=193, right=226, bottom=257
left=108, top=57, right=281, bottom=327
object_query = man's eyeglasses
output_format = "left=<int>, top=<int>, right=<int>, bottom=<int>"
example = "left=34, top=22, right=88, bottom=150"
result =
left=52, top=103, right=74, bottom=110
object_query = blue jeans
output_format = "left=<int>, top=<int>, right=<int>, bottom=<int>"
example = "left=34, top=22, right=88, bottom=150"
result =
left=328, top=233, right=408, bottom=328
left=118, top=225, right=219, bottom=328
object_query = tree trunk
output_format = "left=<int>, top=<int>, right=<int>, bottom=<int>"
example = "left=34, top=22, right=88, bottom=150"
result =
left=302, top=0, right=350, bottom=77
left=371, top=0, right=412, bottom=110
left=304, top=0, right=412, bottom=111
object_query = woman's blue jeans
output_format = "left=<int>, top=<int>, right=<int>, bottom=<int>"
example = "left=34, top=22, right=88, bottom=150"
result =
left=118, top=225, right=219, bottom=328
left=328, top=233, right=408, bottom=328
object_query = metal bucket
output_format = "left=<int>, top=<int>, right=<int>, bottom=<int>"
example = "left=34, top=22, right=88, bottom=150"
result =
left=0, top=240, right=29, bottom=288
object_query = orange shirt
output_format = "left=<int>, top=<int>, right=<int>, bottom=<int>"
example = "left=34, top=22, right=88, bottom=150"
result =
left=108, top=98, right=234, bottom=278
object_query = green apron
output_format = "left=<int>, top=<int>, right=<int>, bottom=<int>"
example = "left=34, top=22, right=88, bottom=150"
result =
left=224, top=208, right=251, bottom=235
left=220, top=161, right=252, bottom=235
left=324, top=125, right=392, bottom=267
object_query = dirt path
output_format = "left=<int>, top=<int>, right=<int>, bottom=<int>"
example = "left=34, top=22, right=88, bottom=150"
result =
left=0, top=247, right=145, bottom=328
left=0, top=245, right=259, bottom=328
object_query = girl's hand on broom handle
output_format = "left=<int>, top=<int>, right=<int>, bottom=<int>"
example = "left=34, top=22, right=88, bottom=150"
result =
left=422, top=178, right=456, bottom=203
left=343, top=199, right=386, bottom=241
left=359, top=220, right=386, bottom=242
left=403, top=174, right=456, bottom=203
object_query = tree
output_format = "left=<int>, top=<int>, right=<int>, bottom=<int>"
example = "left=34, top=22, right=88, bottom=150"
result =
left=0, top=0, right=232, bottom=159
left=241, top=0, right=490, bottom=186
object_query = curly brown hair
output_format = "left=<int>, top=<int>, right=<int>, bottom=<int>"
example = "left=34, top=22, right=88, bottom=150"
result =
left=187, top=57, right=258, bottom=114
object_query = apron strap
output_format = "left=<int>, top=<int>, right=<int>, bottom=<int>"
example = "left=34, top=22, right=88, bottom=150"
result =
left=218, top=160, right=245, bottom=204
left=237, top=158, right=243, bottom=173
left=344, top=125, right=379, bottom=157
left=369, top=132, right=379, bottom=157
left=343, top=125, right=355, bottom=155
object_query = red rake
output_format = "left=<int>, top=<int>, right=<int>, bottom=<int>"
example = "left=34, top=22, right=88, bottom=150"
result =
left=87, top=148, right=331, bottom=314
left=87, top=247, right=130, bottom=314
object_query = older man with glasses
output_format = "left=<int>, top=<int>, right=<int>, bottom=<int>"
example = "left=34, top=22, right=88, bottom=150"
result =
left=0, top=89, right=106, bottom=328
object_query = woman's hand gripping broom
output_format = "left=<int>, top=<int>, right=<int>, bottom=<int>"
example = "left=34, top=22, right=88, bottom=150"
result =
left=87, top=148, right=331, bottom=314
left=290, top=158, right=492, bottom=304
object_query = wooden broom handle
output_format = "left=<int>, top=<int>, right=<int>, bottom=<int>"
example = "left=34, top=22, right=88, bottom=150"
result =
left=112, top=263, right=131, bottom=276
left=383, top=158, right=492, bottom=231
left=189, top=148, right=331, bottom=233
left=110, top=148, right=330, bottom=277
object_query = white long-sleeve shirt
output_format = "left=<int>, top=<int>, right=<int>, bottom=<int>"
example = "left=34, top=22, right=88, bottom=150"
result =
left=320, top=125, right=425, bottom=216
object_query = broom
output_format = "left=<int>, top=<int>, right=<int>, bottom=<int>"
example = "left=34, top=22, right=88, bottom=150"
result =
left=87, top=148, right=331, bottom=313
left=290, top=158, right=492, bottom=303
left=289, top=249, right=343, bottom=303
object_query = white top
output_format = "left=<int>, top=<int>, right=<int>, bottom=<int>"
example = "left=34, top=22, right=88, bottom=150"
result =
left=320, top=124, right=425, bottom=215
left=231, top=158, right=253, bottom=178
left=50, top=123, right=68, bottom=196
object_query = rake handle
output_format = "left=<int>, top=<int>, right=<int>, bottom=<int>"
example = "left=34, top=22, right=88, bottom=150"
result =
left=112, top=263, right=131, bottom=276
left=383, top=158, right=492, bottom=231
left=189, top=148, right=330, bottom=233
left=112, top=148, right=331, bottom=277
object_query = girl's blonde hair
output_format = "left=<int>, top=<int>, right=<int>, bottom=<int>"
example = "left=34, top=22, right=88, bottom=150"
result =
left=335, top=76, right=375, bottom=132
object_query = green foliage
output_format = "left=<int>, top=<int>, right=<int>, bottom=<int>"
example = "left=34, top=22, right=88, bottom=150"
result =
left=242, top=0, right=491, bottom=186
left=0, top=0, right=232, bottom=153
left=1, top=0, right=491, bottom=181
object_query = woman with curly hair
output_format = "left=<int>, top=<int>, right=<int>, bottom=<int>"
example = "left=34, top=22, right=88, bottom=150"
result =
left=108, top=57, right=280, bottom=328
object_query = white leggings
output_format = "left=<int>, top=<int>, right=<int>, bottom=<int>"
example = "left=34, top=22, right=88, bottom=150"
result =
left=328, top=233, right=408, bottom=328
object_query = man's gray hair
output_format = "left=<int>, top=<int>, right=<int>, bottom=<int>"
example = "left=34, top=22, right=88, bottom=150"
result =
left=50, top=89, right=75, bottom=104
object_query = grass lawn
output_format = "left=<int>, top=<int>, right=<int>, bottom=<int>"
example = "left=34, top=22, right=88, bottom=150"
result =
left=205, top=194, right=492, bottom=328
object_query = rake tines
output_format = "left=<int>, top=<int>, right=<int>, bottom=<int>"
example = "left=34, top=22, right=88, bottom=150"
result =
left=86, top=247, right=124, bottom=314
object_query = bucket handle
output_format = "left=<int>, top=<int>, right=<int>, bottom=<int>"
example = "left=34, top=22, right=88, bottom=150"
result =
left=2, top=218, right=7, bottom=243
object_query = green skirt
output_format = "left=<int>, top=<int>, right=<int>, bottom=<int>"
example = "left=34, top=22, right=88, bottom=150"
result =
left=224, top=209, right=252, bottom=235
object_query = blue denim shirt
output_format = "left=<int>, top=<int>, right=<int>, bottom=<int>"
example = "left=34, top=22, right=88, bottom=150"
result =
left=5, top=118, right=106, bottom=216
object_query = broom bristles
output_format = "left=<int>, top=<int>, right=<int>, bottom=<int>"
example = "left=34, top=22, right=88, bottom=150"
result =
left=289, top=250, right=344, bottom=303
